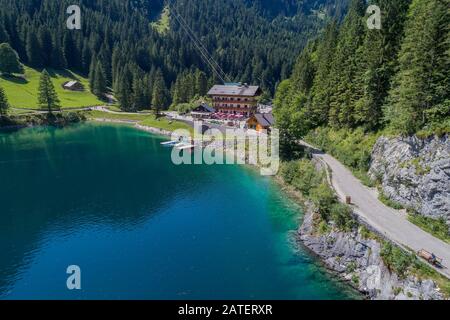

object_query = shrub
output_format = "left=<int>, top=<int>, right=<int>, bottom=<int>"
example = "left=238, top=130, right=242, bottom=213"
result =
left=305, top=127, right=379, bottom=187
left=330, top=203, right=356, bottom=232
left=380, top=242, right=414, bottom=279
left=310, top=183, right=336, bottom=221
left=291, top=160, right=324, bottom=196
left=280, top=160, right=324, bottom=195
left=279, top=161, right=298, bottom=184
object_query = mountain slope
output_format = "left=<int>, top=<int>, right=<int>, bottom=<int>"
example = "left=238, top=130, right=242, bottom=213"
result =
left=0, top=0, right=348, bottom=110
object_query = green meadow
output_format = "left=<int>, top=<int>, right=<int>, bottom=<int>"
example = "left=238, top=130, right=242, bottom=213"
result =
left=0, top=67, right=103, bottom=109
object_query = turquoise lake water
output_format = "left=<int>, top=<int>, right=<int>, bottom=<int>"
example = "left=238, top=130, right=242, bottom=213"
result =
left=0, top=123, right=359, bottom=299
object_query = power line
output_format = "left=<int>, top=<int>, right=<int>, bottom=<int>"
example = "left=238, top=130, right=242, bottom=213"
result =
left=170, top=4, right=230, bottom=81
left=166, top=1, right=231, bottom=83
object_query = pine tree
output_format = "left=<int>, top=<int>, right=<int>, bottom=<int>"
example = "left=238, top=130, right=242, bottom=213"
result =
left=114, top=65, right=133, bottom=111
left=82, top=41, right=92, bottom=72
left=39, top=27, right=53, bottom=67
left=152, top=69, right=168, bottom=114
left=195, top=70, right=208, bottom=96
left=131, top=71, right=148, bottom=111
left=26, top=32, right=43, bottom=68
left=354, top=0, right=411, bottom=130
left=51, top=40, right=67, bottom=69
left=0, top=85, right=9, bottom=116
left=37, top=69, right=60, bottom=113
left=309, top=21, right=338, bottom=127
left=172, top=76, right=183, bottom=105
left=63, top=33, right=78, bottom=70
left=93, top=63, right=107, bottom=98
left=328, top=0, right=366, bottom=128
left=88, top=57, right=97, bottom=93
left=385, top=0, right=450, bottom=133
left=0, top=18, right=9, bottom=44
left=0, top=42, right=23, bottom=75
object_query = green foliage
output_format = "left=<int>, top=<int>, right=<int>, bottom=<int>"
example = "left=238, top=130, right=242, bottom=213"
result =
left=273, top=80, right=310, bottom=160
left=26, top=32, right=43, bottom=68
left=0, top=66, right=102, bottom=109
left=0, top=85, right=9, bottom=115
left=408, top=214, right=450, bottom=243
left=274, top=0, right=448, bottom=142
left=280, top=160, right=324, bottom=196
left=378, top=193, right=405, bottom=210
left=151, top=69, right=169, bottom=113
left=381, top=240, right=450, bottom=297
left=37, top=69, right=60, bottom=112
left=0, top=43, right=23, bottom=74
left=279, top=158, right=356, bottom=231
left=0, top=0, right=345, bottom=109
left=151, top=5, right=170, bottom=35
left=317, top=220, right=331, bottom=235
left=330, top=203, right=356, bottom=231
left=327, top=0, right=366, bottom=129
left=310, top=182, right=337, bottom=221
left=0, top=111, right=85, bottom=128
left=359, top=225, right=378, bottom=240
left=380, top=242, right=415, bottom=279
left=346, top=261, right=357, bottom=273
left=354, top=0, right=411, bottom=130
left=351, top=274, right=359, bottom=285
left=305, top=127, right=378, bottom=174
left=171, top=102, right=194, bottom=114
left=384, top=0, right=449, bottom=134
left=93, top=63, right=107, bottom=99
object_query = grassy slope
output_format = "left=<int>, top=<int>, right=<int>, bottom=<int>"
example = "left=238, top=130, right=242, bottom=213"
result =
left=0, top=67, right=103, bottom=109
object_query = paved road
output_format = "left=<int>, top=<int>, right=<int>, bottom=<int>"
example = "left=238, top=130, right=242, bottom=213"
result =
left=300, top=140, right=450, bottom=279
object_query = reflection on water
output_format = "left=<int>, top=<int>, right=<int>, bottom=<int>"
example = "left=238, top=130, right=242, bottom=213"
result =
left=0, top=123, right=359, bottom=299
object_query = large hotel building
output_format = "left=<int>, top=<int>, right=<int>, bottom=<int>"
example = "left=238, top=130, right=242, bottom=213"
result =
left=207, top=83, right=262, bottom=117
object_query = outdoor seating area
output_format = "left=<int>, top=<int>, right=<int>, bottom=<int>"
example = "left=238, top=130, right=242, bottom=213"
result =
left=211, top=112, right=246, bottom=121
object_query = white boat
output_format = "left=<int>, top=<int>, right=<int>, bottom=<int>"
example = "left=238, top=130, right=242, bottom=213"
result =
left=160, top=140, right=179, bottom=146
left=176, top=144, right=195, bottom=150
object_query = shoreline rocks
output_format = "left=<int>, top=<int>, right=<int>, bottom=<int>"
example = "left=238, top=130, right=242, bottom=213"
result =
left=298, top=202, right=446, bottom=300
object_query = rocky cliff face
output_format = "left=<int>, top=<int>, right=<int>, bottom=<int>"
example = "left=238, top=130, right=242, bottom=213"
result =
left=368, top=135, right=450, bottom=223
left=299, top=207, right=445, bottom=300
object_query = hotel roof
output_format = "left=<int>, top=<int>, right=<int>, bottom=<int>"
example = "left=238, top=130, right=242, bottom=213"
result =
left=208, top=84, right=261, bottom=97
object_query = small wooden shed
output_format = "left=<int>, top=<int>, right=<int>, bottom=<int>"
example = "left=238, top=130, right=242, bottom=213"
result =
left=63, top=80, right=84, bottom=91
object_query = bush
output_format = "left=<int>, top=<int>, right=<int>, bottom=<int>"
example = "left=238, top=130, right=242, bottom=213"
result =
left=380, top=242, right=414, bottom=279
left=330, top=203, right=356, bottom=232
left=171, top=102, right=195, bottom=114
left=310, top=183, right=336, bottom=221
left=305, top=127, right=379, bottom=186
left=280, top=160, right=324, bottom=195
left=280, top=161, right=299, bottom=184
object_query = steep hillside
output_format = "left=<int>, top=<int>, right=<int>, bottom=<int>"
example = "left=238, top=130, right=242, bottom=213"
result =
left=0, top=0, right=347, bottom=111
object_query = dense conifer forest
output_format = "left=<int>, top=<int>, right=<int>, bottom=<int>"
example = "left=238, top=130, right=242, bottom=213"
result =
left=274, top=0, right=449, bottom=157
